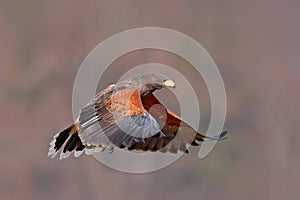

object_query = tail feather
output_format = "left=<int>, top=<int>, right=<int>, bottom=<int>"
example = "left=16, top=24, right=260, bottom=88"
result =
left=48, top=124, right=85, bottom=159
left=192, top=131, right=228, bottom=145
left=203, top=131, right=228, bottom=141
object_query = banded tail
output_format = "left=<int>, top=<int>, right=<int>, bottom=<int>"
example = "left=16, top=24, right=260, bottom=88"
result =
left=48, top=123, right=85, bottom=160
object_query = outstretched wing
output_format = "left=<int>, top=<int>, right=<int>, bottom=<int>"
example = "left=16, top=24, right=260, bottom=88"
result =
left=126, top=93, right=227, bottom=153
left=77, top=86, right=164, bottom=153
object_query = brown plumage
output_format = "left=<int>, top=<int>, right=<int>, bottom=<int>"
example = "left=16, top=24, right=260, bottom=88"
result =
left=48, top=74, right=227, bottom=160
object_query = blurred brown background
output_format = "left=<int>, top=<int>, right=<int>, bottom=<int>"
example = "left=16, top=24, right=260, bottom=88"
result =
left=1, top=0, right=299, bottom=200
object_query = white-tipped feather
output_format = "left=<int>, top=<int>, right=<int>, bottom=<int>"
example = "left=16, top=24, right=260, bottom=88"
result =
left=51, top=151, right=59, bottom=159
left=53, top=132, right=61, bottom=138
left=47, top=146, right=56, bottom=157
left=48, top=137, right=58, bottom=158
left=50, top=140, right=55, bottom=145
left=74, top=150, right=84, bottom=158
left=48, top=131, right=65, bottom=158
left=48, top=130, right=73, bottom=159
left=48, top=133, right=109, bottom=159
left=85, top=148, right=94, bottom=155
left=59, top=151, right=72, bottom=160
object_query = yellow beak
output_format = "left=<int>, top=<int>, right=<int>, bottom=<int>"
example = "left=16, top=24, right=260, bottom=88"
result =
left=163, top=79, right=176, bottom=88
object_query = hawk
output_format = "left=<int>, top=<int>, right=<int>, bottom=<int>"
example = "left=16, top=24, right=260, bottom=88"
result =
left=48, top=74, right=227, bottom=160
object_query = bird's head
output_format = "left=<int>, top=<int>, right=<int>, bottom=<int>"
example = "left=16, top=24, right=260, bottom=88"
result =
left=128, top=73, right=175, bottom=97
left=115, top=73, right=175, bottom=97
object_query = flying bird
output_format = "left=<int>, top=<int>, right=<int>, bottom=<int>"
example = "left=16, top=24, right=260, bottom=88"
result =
left=48, top=74, right=227, bottom=160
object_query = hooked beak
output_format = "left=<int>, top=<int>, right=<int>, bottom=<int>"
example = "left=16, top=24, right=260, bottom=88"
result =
left=163, top=79, right=176, bottom=88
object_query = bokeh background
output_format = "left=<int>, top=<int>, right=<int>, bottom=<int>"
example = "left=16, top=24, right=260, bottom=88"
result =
left=1, top=1, right=299, bottom=200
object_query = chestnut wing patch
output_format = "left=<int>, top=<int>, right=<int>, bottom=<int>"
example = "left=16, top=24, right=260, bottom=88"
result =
left=78, top=88, right=163, bottom=149
left=130, top=93, right=227, bottom=153
left=127, top=94, right=205, bottom=153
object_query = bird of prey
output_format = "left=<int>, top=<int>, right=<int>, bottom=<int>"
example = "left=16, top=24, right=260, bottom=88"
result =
left=48, top=74, right=227, bottom=160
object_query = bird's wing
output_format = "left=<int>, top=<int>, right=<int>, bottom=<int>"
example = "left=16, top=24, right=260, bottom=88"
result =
left=77, top=87, right=164, bottom=151
left=126, top=93, right=227, bottom=153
